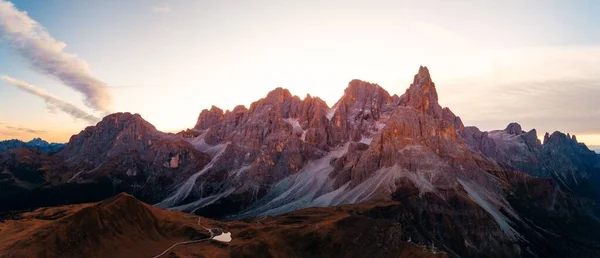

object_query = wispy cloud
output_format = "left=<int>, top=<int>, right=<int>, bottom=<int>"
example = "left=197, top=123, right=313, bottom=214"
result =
left=0, top=0, right=113, bottom=114
left=0, top=130, right=16, bottom=136
left=4, top=125, right=46, bottom=134
left=2, top=75, right=100, bottom=124
left=152, top=3, right=171, bottom=13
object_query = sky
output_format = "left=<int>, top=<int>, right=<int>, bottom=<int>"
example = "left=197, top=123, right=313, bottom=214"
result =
left=0, top=0, right=599, bottom=146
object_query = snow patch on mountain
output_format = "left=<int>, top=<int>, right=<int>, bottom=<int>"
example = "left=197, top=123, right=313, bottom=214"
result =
left=283, top=118, right=306, bottom=140
left=300, top=130, right=307, bottom=142
left=283, top=118, right=302, bottom=132
left=360, top=136, right=373, bottom=144
left=326, top=104, right=338, bottom=120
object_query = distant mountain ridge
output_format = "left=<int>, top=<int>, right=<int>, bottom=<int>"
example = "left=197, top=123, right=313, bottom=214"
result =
left=0, top=137, right=65, bottom=153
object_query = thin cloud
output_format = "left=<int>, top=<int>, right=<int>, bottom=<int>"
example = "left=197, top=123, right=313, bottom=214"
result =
left=0, top=0, right=113, bottom=114
left=152, top=3, right=171, bottom=13
left=5, top=125, right=46, bottom=134
left=0, top=130, right=16, bottom=136
left=2, top=75, right=100, bottom=124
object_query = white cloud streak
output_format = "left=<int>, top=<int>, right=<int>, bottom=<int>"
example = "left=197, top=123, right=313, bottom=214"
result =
left=152, top=3, right=171, bottom=13
left=0, top=0, right=113, bottom=114
left=4, top=125, right=46, bottom=134
left=2, top=75, right=100, bottom=124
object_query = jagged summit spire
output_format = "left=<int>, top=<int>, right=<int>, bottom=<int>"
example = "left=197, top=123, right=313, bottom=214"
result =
left=416, top=65, right=431, bottom=80
left=399, top=66, right=442, bottom=118
left=397, top=66, right=464, bottom=130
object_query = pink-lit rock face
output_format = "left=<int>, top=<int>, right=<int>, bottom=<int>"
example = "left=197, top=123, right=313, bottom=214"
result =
left=51, top=112, right=211, bottom=202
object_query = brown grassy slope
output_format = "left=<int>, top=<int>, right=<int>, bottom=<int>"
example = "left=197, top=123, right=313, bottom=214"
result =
left=0, top=194, right=443, bottom=258
left=0, top=193, right=215, bottom=258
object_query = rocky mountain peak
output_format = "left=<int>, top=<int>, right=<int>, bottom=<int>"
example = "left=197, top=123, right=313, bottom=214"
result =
left=263, top=87, right=294, bottom=105
left=53, top=112, right=209, bottom=204
left=229, top=105, right=248, bottom=114
left=545, top=131, right=576, bottom=147
left=27, top=137, right=47, bottom=146
left=398, top=66, right=464, bottom=131
left=60, top=112, right=159, bottom=152
left=542, top=131, right=596, bottom=157
left=194, top=105, right=225, bottom=130
left=341, top=80, right=391, bottom=104
left=417, top=65, right=431, bottom=78
left=324, top=79, right=395, bottom=144
left=505, top=122, right=523, bottom=135
left=59, top=112, right=191, bottom=163
left=96, top=112, right=157, bottom=132
left=246, top=87, right=301, bottom=117
left=398, top=66, right=443, bottom=119
left=334, top=79, right=394, bottom=116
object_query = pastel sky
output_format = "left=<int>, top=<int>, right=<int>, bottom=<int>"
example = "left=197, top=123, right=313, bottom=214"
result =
left=0, top=0, right=599, bottom=147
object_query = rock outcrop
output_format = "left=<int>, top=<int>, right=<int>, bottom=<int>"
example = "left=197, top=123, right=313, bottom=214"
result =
left=505, top=122, right=523, bottom=135
left=398, top=66, right=464, bottom=131
left=327, top=79, right=396, bottom=145
left=194, top=105, right=225, bottom=130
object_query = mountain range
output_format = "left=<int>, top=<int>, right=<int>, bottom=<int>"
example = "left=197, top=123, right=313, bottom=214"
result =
left=1, top=66, right=599, bottom=257
left=0, top=138, right=65, bottom=154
